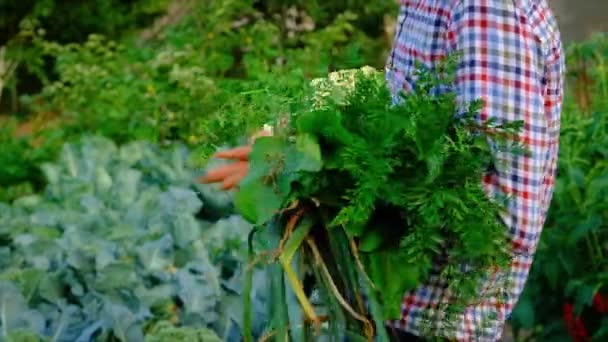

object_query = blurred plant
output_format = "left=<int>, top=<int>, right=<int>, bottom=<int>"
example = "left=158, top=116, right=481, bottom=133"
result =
left=0, top=0, right=170, bottom=113
left=0, top=115, right=64, bottom=202
left=0, top=0, right=397, bottom=203
left=28, top=1, right=396, bottom=152
left=0, top=135, right=280, bottom=341
left=0, top=46, right=19, bottom=105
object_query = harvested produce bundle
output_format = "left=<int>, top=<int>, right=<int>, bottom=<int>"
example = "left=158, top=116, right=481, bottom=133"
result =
left=231, top=57, right=525, bottom=341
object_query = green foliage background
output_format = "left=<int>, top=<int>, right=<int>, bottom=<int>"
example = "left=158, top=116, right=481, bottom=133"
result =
left=1, top=0, right=396, bottom=201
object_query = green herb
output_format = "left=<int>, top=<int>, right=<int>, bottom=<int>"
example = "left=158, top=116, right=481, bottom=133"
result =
left=234, top=55, right=525, bottom=339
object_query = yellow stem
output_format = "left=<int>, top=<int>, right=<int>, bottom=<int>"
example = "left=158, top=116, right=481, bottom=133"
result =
left=349, top=237, right=376, bottom=290
left=273, top=207, right=304, bottom=260
left=306, top=237, right=371, bottom=325
left=279, top=256, right=320, bottom=326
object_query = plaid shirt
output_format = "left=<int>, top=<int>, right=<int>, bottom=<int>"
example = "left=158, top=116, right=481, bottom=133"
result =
left=385, top=0, right=564, bottom=340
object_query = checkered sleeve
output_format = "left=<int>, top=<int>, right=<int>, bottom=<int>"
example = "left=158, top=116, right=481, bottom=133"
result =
left=446, top=1, right=561, bottom=256
left=538, top=34, right=564, bottom=222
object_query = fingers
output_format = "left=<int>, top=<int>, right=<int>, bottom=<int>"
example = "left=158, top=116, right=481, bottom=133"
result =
left=222, top=166, right=249, bottom=190
left=214, top=128, right=271, bottom=160
left=213, top=146, right=252, bottom=161
left=199, top=161, right=248, bottom=184
left=199, top=140, right=261, bottom=189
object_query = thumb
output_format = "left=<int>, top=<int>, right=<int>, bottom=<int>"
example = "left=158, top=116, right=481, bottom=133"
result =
left=213, top=146, right=252, bottom=160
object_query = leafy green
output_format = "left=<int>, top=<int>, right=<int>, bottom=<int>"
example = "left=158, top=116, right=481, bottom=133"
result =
left=0, top=136, right=276, bottom=341
left=233, top=56, right=524, bottom=338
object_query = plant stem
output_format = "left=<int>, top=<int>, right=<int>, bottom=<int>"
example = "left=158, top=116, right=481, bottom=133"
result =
left=356, top=260, right=390, bottom=342
left=280, top=256, right=319, bottom=328
left=349, top=237, right=376, bottom=291
left=243, top=265, right=253, bottom=342
left=328, top=225, right=367, bottom=332
left=278, top=208, right=306, bottom=261
left=243, top=227, right=259, bottom=342
left=277, top=215, right=320, bottom=329
left=269, top=217, right=291, bottom=342
left=307, top=237, right=370, bottom=324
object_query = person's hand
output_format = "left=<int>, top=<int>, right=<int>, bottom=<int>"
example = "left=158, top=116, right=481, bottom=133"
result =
left=199, top=146, right=251, bottom=190
left=199, top=127, right=272, bottom=190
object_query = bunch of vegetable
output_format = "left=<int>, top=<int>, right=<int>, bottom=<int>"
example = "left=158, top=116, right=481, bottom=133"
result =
left=230, top=56, right=526, bottom=341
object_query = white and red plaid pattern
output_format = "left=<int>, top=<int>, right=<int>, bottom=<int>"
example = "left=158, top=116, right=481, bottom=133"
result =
left=384, top=0, right=565, bottom=340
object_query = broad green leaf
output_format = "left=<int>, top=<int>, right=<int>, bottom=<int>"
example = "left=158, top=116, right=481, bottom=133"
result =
left=176, top=262, right=220, bottom=325
left=37, top=273, right=62, bottom=305
left=387, top=263, right=419, bottom=317
left=15, top=238, right=61, bottom=272
left=46, top=304, right=86, bottom=342
left=95, top=263, right=138, bottom=292
left=136, top=235, right=174, bottom=271
left=0, top=281, right=42, bottom=337
left=41, top=164, right=61, bottom=185
left=285, top=134, right=323, bottom=173
left=134, top=285, right=174, bottom=309
left=30, top=209, right=60, bottom=227
left=234, top=177, right=283, bottom=225
left=102, top=303, right=145, bottom=342
left=112, top=168, right=142, bottom=207
left=119, top=142, right=146, bottom=166
left=95, top=167, right=113, bottom=192
left=247, top=136, right=285, bottom=179
left=158, top=187, right=202, bottom=215
left=3, top=269, right=44, bottom=303
left=200, top=215, right=251, bottom=256
left=171, top=215, right=202, bottom=248
left=364, top=251, right=418, bottom=320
